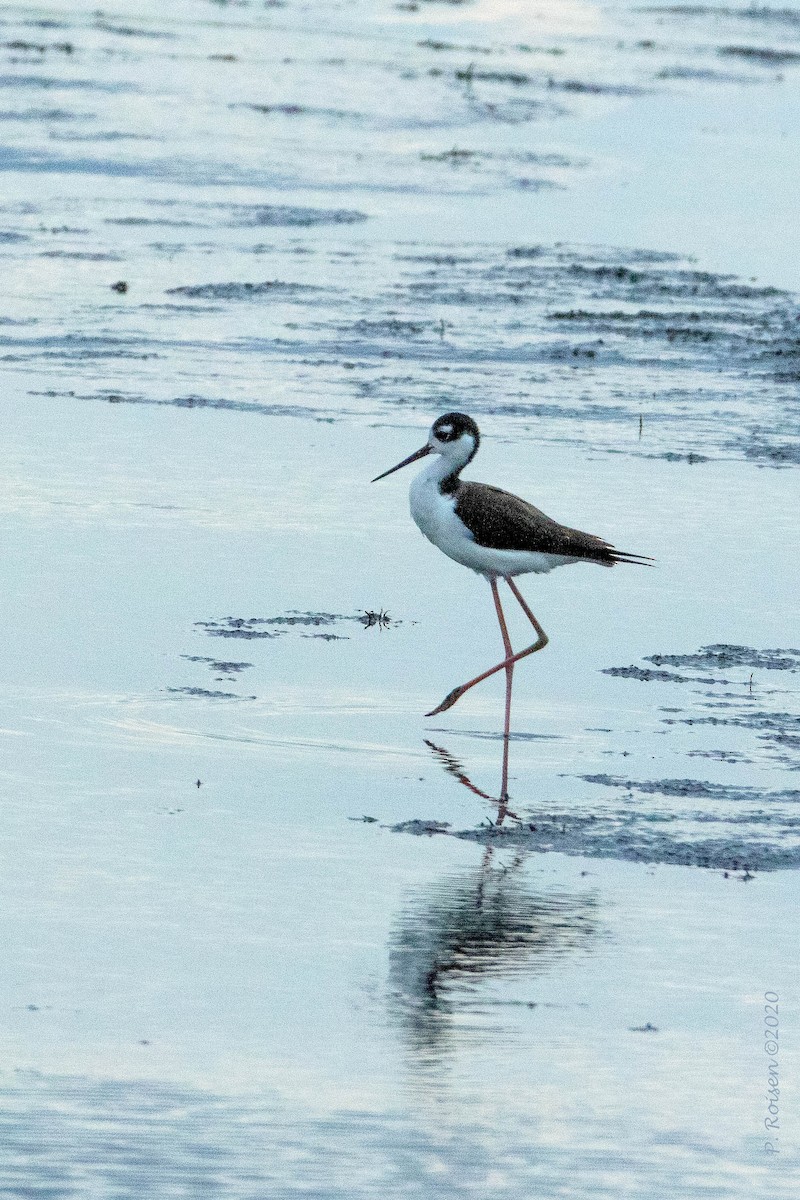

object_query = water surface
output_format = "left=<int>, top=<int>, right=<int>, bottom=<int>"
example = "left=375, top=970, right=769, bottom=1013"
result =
left=1, top=0, right=798, bottom=1194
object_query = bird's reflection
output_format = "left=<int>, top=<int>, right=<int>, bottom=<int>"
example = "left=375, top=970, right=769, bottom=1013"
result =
left=389, top=849, right=599, bottom=1061
left=390, top=683, right=599, bottom=1063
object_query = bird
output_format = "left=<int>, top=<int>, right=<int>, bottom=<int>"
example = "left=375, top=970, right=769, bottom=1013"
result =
left=372, top=412, right=652, bottom=730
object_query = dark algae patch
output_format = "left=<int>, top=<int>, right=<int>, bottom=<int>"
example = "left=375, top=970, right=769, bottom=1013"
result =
left=604, top=644, right=800, bottom=683
left=603, top=645, right=800, bottom=769
left=14, top=237, right=800, bottom=466
left=394, top=812, right=800, bottom=870
left=181, top=656, right=253, bottom=679
left=645, top=645, right=800, bottom=672
left=165, top=281, right=324, bottom=300
left=196, top=619, right=286, bottom=641
left=167, top=687, right=256, bottom=700
left=579, top=774, right=800, bottom=803
left=603, top=665, right=695, bottom=683
left=28, top=389, right=330, bottom=422
left=195, top=611, right=396, bottom=639
left=229, top=204, right=368, bottom=227
left=718, top=45, right=800, bottom=64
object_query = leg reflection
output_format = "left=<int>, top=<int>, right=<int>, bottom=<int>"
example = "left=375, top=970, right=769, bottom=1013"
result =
left=425, top=739, right=519, bottom=825
left=426, top=577, right=539, bottom=823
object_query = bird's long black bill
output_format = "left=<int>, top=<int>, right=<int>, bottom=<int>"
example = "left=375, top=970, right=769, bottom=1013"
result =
left=371, top=443, right=431, bottom=482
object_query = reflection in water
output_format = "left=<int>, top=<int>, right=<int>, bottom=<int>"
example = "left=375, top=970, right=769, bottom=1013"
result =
left=426, top=738, right=496, bottom=802
left=425, top=735, right=520, bottom=824
left=389, top=850, right=599, bottom=1061
left=424, top=575, right=551, bottom=807
left=395, top=727, right=602, bottom=1061
left=425, top=638, right=539, bottom=822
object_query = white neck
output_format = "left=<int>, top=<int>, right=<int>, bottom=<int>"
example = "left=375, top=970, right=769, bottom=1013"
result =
left=419, top=453, right=462, bottom=486
left=423, top=432, right=477, bottom=481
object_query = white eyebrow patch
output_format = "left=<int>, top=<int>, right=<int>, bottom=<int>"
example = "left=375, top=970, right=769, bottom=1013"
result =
left=438, top=424, right=453, bottom=435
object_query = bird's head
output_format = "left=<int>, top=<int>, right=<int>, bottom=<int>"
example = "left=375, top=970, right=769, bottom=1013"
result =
left=372, top=412, right=480, bottom=482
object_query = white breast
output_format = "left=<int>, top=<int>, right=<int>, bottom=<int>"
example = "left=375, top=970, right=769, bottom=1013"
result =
left=409, top=468, right=579, bottom=578
left=409, top=471, right=467, bottom=559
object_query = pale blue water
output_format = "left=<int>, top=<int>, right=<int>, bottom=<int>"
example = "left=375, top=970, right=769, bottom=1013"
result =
left=0, top=0, right=798, bottom=1195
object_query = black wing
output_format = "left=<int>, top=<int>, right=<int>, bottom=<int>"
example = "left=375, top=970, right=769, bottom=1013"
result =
left=454, top=482, right=652, bottom=565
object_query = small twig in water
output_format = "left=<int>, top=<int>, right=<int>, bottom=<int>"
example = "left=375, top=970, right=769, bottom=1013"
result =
left=361, top=608, right=392, bottom=629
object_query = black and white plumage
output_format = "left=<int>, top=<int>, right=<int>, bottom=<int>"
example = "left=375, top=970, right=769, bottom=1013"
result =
left=373, top=412, right=650, bottom=577
left=372, top=411, right=651, bottom=722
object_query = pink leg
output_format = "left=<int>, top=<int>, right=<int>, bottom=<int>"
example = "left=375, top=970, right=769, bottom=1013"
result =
left=506, top=577, right=549, bottom=645
left=425, top=576, right=548, bottom=717
left=490, top=579, right=514, bottom=806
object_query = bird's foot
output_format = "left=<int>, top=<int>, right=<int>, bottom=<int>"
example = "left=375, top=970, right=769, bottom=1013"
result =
left=425, top=685, right=466, bottom=717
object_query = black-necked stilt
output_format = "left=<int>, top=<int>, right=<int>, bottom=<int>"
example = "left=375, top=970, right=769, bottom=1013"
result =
left=373, top=412, right=652, bottom=731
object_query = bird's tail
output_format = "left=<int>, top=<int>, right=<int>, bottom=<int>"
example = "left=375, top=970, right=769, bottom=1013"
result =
left=609, top=549, right=655, bottom=566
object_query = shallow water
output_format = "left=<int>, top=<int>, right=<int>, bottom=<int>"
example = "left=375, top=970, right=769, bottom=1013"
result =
left=1, top=0, right=799, bottom=1195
